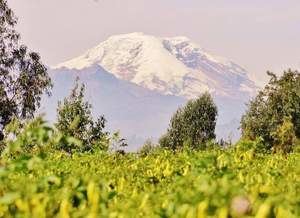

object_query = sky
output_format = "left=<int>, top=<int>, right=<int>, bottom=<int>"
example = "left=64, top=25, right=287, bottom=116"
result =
left=9, top=0, right=300, bottom=85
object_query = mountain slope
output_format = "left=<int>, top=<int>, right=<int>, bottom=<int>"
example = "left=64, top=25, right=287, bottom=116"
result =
left=56, top=32, right=257, bottom=100
left=48, top=33, right=259, bottom=149
left=41, top=65, right=186, bottom=150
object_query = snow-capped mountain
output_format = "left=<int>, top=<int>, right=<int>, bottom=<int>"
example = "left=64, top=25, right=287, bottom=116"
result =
left=46, top=33, right=259, bottom=149
left=56, top=32, right=257, bottom=100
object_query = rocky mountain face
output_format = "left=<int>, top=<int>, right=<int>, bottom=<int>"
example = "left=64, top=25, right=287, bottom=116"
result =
left=43, top=33, right=258, bottom=150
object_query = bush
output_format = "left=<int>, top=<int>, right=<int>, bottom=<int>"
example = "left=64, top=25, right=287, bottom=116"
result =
left=160, top=92, right=218, bottom=150
left=241, top=69, right=300, bottom=153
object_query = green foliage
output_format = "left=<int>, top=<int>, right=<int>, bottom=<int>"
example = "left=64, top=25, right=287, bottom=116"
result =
left=160, top=92, right=218, bottom=150
left=0, top=145, right=299, bottom=217
left=0, top=0, right=52, bottom=140
left=0, top=118, right=299, bottom=217
left=55, top=79, right=108, bottom=152
left=3, top=117, right=53, bottom=156
left=235, top=137, right=266, bottom=153
left=271, top=116, right=296, bottom=153
left=2, top=117, right=82, bottom=157
left=293, top=138, right=300, bottom=153
left=0, top=4, right=298, bottom=217
left=241, top=69, right=300, bottom=152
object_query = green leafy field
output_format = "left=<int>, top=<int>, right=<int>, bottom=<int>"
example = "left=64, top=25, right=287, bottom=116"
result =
left=0, top=148, right=299, bottom=218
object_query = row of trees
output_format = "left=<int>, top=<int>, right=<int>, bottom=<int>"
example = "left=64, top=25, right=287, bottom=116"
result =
left=53, top=70, right=300, bottom=154
left=159, top=69, right=299, bottom=153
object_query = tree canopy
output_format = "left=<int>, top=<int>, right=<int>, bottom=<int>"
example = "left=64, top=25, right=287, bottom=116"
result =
left=160, top=92, right=218, bottom=150
left=55, top=79, right=107, bottom=151
left=0, top=0, right=52, bottom=140
left=241, top=69, right=300, bottom=152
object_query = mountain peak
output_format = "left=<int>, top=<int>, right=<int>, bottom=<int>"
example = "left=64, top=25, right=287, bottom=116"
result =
left=56, top=33, right=257, bottom=99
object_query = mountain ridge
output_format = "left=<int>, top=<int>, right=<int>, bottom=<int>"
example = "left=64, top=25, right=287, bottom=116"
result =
left=56, top=32, right=257, bottom=100
left=46, top=33, right=259, bottom=149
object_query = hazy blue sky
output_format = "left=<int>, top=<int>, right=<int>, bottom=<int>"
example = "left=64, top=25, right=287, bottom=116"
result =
left=9, top=0, right=300, bottom=84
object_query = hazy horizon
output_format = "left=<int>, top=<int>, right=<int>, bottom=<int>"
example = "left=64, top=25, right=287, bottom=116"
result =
left=9, top=0, right=300, bottom=85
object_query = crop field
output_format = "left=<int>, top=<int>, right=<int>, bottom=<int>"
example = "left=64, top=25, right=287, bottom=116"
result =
left=1, top=1, right=300, bottom=218
left=0, top=148, right=299, bottom=218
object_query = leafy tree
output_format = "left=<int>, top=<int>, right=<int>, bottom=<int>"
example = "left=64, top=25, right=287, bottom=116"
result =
left=241, top=69, right=300, bottom=152
left=55, top=79, right=107, bottom=151
left=160, top=92, right=218, bottom=150
left=0, top=0, right=52, bottom=140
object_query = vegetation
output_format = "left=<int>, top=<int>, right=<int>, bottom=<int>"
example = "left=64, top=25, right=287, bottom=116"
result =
left=0, top=0, right=52, bottom=141
left=0, top=66, right=297, bottom=217
left=0, top=122, right=299, bottom=217
left=160, top=92, right=218, bottom=150
left=241, top=70, right=300, bottom=152
left=0, top=1, right=299, bottom=217
left=55, top=79, right=107, bottom=152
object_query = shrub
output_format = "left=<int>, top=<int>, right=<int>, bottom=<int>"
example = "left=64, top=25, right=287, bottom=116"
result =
left=160, top=92, right=218, bottom=150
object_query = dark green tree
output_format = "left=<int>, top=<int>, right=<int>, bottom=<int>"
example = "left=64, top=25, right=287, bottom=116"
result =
left=0, top=0, right=52, bottom=140
left=55, top=79, right=107, bottom=151
left=241, top=69, right=300, bottom=152
left=160, top=92, right=218, bottom=150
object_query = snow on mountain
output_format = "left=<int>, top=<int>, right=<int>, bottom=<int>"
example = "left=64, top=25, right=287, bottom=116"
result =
left=56, top=32, right=257, bottom=99
left=49, top=33, right=259, bottom=149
